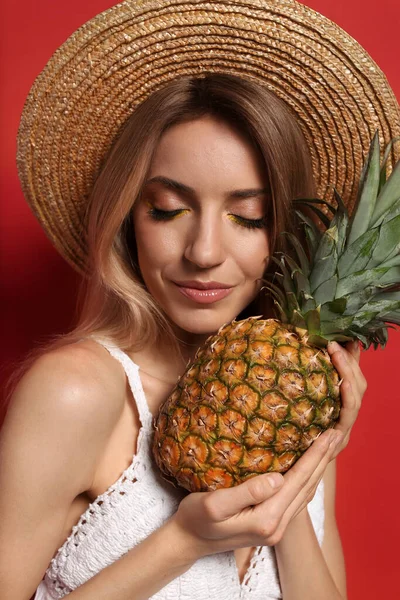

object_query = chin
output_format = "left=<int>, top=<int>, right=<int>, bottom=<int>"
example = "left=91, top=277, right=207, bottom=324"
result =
left=167, top=306, right=246, bottom=337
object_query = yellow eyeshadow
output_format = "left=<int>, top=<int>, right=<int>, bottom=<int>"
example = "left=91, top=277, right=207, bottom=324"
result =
left=228, top=214, right=243, bottom=225
left=145, top=200, right=190, bottom=221
left=169, top=210, right=189, bottom=220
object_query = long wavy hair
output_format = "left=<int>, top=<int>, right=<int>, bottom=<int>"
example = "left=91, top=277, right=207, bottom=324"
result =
left=4, top=73, right=316, bottom=409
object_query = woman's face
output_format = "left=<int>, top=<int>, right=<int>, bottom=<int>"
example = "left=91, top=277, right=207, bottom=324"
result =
left=132, top=115, right=270, bottom=341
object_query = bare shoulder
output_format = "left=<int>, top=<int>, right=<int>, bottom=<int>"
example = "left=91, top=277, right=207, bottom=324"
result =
left=0, top=338, right=130, bottom=597
left=12, top=337, right=125, bottom=418
left=3, top=337, right=127, bottom=491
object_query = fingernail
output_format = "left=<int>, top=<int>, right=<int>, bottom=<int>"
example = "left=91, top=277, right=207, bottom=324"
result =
left=268, top=473, right=284, bottom=488
left=328, top=341, right=340, bottom=352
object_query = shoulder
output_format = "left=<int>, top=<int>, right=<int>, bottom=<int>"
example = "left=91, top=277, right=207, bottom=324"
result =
left=3, top=338, right=127, bottom=490
left=14, top=337, right=125, bottom=419
left=0, top=339, right=130, bottom=596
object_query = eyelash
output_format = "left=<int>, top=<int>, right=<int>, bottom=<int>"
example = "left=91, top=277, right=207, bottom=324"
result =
left=147, top=207, right=266, bottom=230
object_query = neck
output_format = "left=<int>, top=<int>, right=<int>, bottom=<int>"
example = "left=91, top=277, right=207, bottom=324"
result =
left=160, top=325, right=210, bottom=371
left=129, top=327, right=210, bottom=387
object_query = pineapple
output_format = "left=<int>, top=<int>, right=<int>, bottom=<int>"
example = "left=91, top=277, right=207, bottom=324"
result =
left=152, top=131, right=400, bottom=492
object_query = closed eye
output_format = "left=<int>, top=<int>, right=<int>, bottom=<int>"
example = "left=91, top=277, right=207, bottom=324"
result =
left=147, top=207, right=266, bottom=229
left=228, top=214, right=266, bottom=230
left=147, top=207, right=186, bottom=220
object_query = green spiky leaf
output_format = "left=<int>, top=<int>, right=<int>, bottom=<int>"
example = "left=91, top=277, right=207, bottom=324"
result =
left=366, top=215, right=400, bottom=268
left=332, top=189, right=349, bottom=255
left=295, top=198, right=337, bottom=213
left=269, top=133, right=400, bottom=349
left=327, top=297, right=347, bottom=315
left=380, top=197, right=400, bottom=225
left=347, top=130, right=380, bottom=245
left=337, top=228, right=380, bottom=278
left=300, top=293, right=317, bottom=314
left=343, top=287, right=376, bottom=315
left=313, top=275, right=337, bottom=305
left=310, top=227, right=338, bottom=292
left=381, top=311, right=400, bottom=325
left=336, top=267, right=399, bottom=297
left=379, top=136, right=400, bottom=193
left=291, top=310, right=308, bottom=329
left=371, top=159, right=400, bottom=226
left=285, top=232, right=311, bottom=277
left=294, top=209, right=321, bottom=256
left=304, top=308, right=321, bottom=334
left=298, top=203, right=332, bottom=229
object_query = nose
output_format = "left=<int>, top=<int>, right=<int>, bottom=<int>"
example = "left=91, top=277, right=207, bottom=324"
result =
left=183, top=212, right=226, bottom=269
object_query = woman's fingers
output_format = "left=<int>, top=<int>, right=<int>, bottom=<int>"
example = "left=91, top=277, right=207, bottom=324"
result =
left=331, top=379, right=359, bottom=440
left=206, top=471, right=284, bottom=521
left=198, top=428, right=342, bottom=546
left=327, top=341, right=365, bottom=444
left=327, top=341, right=367, bottom=398
left=276, top=435, right=340, bottom=528
left=198, top=343, right=366, bottom=547
left=210, top=429, right=333, bottom=521
left=241, top=429, right=340, bottom=530
left=269, top=430, right=344, bottom=534
left=288, top=471, right=324, bottom=521
left=345, top=339, right=361, bottom=363
left=266, top=429, right=341, bottom=516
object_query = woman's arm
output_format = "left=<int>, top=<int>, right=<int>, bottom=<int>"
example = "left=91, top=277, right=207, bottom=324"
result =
left=320, top=458, right=347, bottom=595
left=274, top=459, right=346, bottom=600
left=0, top=345, right=197, bottom=600
left=64, top=517, right=197, bottom=600
left=274, top=337, right=367, bottom=600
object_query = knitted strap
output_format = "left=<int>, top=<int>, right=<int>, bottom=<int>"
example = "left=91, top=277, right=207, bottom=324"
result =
left=88, top=336, right=153, bottom=430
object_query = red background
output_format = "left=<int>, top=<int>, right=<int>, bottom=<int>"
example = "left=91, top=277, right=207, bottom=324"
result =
left=1, top=1, right=399, bottom=597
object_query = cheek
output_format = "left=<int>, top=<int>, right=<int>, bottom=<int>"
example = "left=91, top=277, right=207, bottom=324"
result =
left=134, top=224, right=182, bottom=270
left=234, top=233, right=269, bottom=277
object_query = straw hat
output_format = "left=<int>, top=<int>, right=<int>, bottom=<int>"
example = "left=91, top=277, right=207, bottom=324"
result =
left=17, top=0, right=400, bottom=275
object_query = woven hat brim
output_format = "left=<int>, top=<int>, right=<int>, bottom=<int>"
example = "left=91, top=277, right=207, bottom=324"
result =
left=16, top=0, right=400, bottom=274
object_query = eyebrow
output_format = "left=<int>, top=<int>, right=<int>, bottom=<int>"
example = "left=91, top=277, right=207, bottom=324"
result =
left=143, top=176, right=269, bottom=199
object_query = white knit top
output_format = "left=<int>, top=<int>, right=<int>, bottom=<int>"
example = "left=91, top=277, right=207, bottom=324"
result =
left=35, top=336, right=325, bottom=599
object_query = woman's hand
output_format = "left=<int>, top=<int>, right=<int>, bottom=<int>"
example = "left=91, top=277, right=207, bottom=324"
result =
left=171, top=340, right=367, bottom=560
left=327, top=339, right=367, bottom=458
left=171, top=427, right=343, bottom=559
left=274, top=339, right=367, bottom=525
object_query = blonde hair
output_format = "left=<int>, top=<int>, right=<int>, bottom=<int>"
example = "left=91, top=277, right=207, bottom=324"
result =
left=3, top=73, right=316, bottom=411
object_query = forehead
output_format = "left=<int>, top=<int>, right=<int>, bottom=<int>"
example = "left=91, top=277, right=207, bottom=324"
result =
left=143, top=175, right=269, bottom=201
left=145, top=116, right=270, bottom=194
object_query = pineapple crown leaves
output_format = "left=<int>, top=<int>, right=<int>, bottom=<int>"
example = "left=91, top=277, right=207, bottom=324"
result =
left=263, top=131, right=400, bottom=350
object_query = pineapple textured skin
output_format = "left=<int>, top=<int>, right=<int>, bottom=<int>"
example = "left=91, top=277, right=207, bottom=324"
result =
left=152, top=316, right=340, bottom=492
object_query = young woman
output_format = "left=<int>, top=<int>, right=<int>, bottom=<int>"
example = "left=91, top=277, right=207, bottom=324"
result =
left=1, top=1, right=398, bottom=599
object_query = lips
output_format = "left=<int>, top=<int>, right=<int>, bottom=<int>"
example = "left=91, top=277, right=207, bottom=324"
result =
left=173, top=280, right=234, bottom=304
left=173, top=280, right=232, bottom=290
